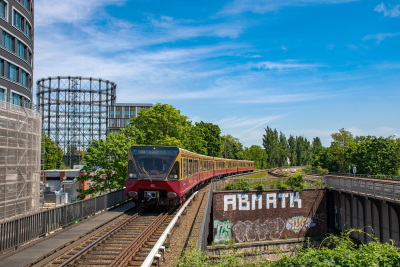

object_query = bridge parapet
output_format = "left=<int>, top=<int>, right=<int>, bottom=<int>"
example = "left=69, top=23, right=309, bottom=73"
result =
left=326, top=175, right=400, bottom=203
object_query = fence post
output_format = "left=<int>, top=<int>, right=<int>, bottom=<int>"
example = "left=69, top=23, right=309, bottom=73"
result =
left=373, top=183, right=376, bottom=197
left=383, top=184, right=385, bottom=199
left=393, top=185, right=396, bottom=202
left=80, top=201, right=83, bottom=220
left=248, top=178, right=250, bottom=189
left=264, top=178, right=266, bottom=189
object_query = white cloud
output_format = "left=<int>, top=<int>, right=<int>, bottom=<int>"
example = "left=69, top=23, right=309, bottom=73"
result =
left=255, top=61, right=321, bottom=70
left=35, top=0, right=126, bottom=25
left=215, top=116, right=281, bottom=129
left=219, top=0, right=357, bottom=15
left=281, top=46, right=287, bottom=51
left=363, top=32, right=400, bottom=44
left=375, top=3, right=400, bottom=17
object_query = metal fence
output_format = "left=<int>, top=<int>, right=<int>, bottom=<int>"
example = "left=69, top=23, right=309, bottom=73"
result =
left=326, top=176, right=400, bottom=202
left=328, top=172, right=400, bottom=180
left=213, top=176, right=326, bottom=191
left=0, top=189, right=128, bottom=253
left=197, top=181, right=213, bottom=251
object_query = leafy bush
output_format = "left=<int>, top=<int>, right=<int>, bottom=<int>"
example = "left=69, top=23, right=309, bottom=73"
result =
left=317, top=166, right=329, bottom=176
left=286, top=172, right=305, bottom=192
left=375, top=173, right=386, bottom=179
left=223, top=183, right=234, bottom=190
left=177, top=229, right=400, bottom=267
left=252, top=181, right=264, bottom=190
left=234, top=178, right=250, bottom=190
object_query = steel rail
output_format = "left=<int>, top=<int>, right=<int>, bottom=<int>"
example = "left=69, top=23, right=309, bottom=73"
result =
left=58, top=208, right=142, bottom=267
left=140, top=191, right=199, bottom=267
left=114, top=212, right=170, bottom=267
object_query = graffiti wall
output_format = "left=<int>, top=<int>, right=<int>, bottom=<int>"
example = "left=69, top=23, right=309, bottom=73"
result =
left=212, top=189, right=327, bottom=244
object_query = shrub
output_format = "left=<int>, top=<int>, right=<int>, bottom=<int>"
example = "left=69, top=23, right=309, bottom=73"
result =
left=253, top=182, right=264, bottom=190
left=287, top=172, right=305, bottom=192
left=317, top=166, right=329, bottom=176
left=234, top=178, right=249, bottom=190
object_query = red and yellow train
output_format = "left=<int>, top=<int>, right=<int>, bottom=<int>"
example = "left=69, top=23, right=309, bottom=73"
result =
left=126, top=146, right=254, bottom=206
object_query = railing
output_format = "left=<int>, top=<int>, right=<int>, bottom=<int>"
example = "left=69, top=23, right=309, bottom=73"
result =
left=197, top=180, right=213, bottom=251
left=326, top=176, right=400, bottom=202
left=0, top=189, right=129, bottom=253
left=328, top=172, right=400, bottom=180
left=213, top=176, right=326, bottom=191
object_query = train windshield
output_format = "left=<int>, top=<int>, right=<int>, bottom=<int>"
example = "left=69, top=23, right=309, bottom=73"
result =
left=130, top=147, right=179, bottom=180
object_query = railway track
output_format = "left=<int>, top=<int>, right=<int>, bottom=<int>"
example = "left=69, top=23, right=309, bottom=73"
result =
left=54, top=207, right=173, bottom=267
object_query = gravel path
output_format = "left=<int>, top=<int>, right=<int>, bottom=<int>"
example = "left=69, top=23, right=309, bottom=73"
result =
left=161, top=184, right=210, bottom=267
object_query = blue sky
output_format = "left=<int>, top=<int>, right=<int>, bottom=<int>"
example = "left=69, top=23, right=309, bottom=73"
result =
left=34, top=0, right=400, bottom=147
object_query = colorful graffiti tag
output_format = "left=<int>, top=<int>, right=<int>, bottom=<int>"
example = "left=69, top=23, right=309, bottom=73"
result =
left=213, top=220, right=234, bottom=244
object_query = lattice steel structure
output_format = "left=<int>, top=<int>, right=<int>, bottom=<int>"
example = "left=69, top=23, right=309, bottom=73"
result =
left=36, top=77, right=116, bottom=155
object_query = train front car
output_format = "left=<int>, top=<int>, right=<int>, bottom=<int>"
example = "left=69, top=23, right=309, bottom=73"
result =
left=126, top=146, right=181, bottom=207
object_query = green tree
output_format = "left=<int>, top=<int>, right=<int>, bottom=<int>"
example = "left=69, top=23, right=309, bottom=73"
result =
left=287, top=135, right=297, bottom=166
left=76, top=131, right=136, bottom=199
left=312, top=136, right=322, bottom=153
left=194, top=121, right=223, bottom=157
left=296, top=136, right=312, bottom=166
left=222, top=134, right=244, bottom=160
left=130, top=103, right=191, bottom=147
left=244, top=145, right=268, bottom=169
left=277, top=131, right=289, bottom=166
left=262, top=126, right=279, bottom=168
left=330, top=128, right=354, bottom=172
left=347, top=136, right=400, bottom=175
left=42, top=134, right=63, bottom=170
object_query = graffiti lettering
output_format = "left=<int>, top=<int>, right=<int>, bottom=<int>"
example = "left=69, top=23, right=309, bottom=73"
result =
left=213, top=220, right=233, bottom=244
left=286, top=216, right=315, bottom=233
left=223, top=193, right=302, bottom=211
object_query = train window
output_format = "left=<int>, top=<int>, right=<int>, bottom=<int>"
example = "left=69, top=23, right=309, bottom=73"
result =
left=189, top=159, right=193, bottom=176
left=183, top=158, right=187, bottom=179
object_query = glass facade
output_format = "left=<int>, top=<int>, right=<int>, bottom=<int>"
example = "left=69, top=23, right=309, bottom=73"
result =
left=0, top=1, right=6, bottom=19
left=2, top=31, right=14, bottom=52
left=21, top=70, right=27, bottom=86
left=7, top=63, right=18, bottom=82
left=0, top=88, right=4, bottom=101
left=13, top=10, right=23, bottom=31
left=107, top=104, right=153, bottom=133
left=11, top=92, right=21, bottom=105
left=17, top=40, right=25, bottom=58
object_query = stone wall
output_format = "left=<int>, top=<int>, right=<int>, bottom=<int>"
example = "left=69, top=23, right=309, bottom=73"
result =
left=212, top=188, right=327, bottom=244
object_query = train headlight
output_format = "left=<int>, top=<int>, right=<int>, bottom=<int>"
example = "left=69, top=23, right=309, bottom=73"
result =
left=174, top=175, right=178, bottom=178
left=167, top=192, right=177, bottom=198
left=169, top=175, right=173, bottom=178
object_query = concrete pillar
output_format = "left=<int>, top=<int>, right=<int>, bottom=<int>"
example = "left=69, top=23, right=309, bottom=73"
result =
left=387, top=202, right=400, bottom=246
left=354, top=195, right=366, bottom=242
left=369, top=199, right=382, bottom=243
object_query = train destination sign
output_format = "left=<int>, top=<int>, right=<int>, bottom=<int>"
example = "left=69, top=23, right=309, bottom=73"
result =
left=130, top=147, right=179, bottom=156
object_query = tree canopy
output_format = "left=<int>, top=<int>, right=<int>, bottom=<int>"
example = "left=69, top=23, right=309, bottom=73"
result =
left=42, top=134, right=63, bottom=170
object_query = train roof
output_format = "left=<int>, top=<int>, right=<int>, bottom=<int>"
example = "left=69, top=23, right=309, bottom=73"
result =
left=129, top=145, right=253, bottom=162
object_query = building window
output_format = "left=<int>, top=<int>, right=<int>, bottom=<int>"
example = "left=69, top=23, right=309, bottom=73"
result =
left=21, top=70, right=27, bottom=86
left=118, top=110, right=120, bottom=116
left=130, top=110, right=133, bottom=116
left=0, top=0, right=6, bottom=19
left=23, top=98, right=29, bottom=108
left=27, top=51, right=31, bottom=64
left=17, top=40, right=25, bottom=58
left=11, top=92, right=21, bottom=106
left=125, top=110, right=129, bottom=116
left=110, top=110, right=114, bottom=116
left=0, top=88, right=4, bottom=101
left=0, top=59, right=3, bottom=76
left=7, top=63, right=18, bottom=82
left=13, top=10, right=24, bottom=31
left=2, top=31, right=14, bottom=52
left=25, top=22, right=30, bottom=37
left=23, top=0, right=29, bottom=10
